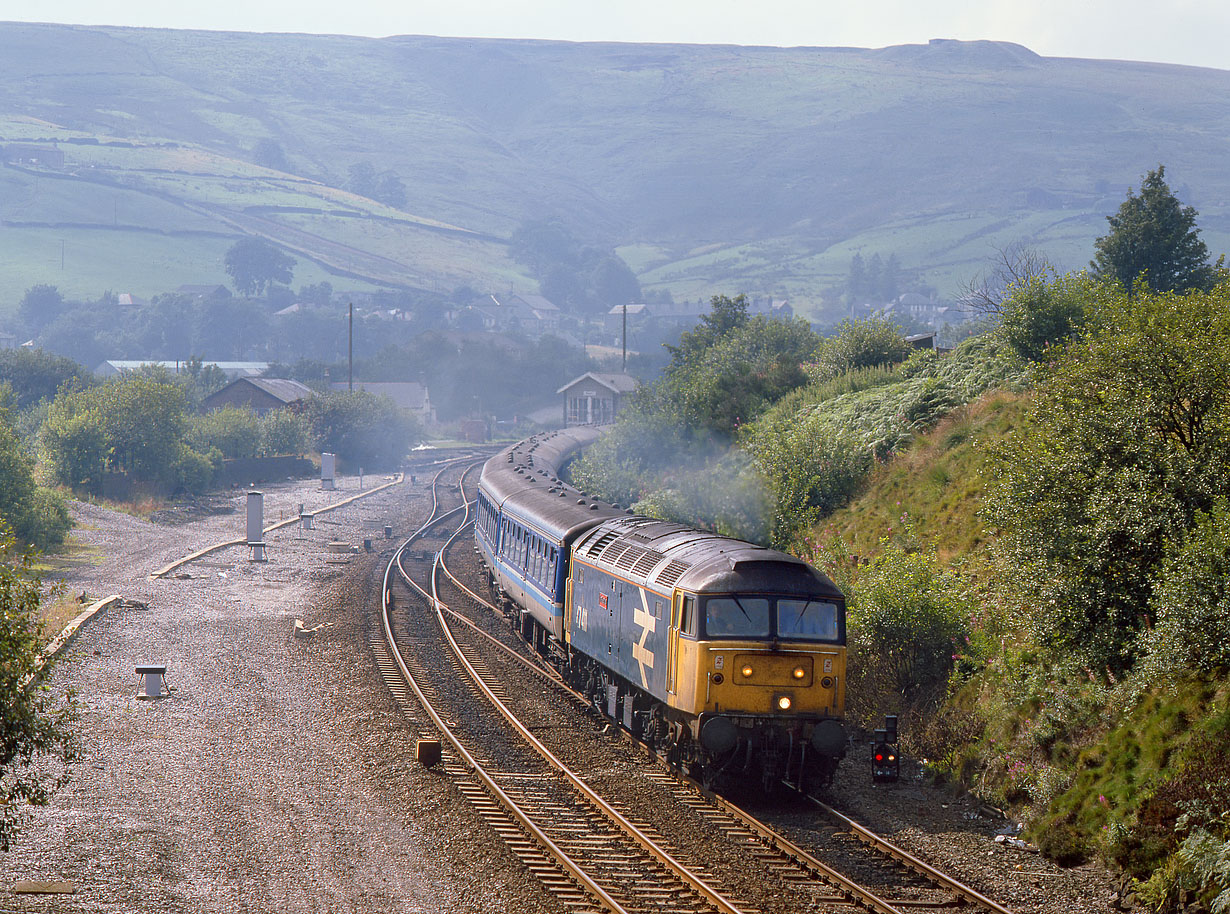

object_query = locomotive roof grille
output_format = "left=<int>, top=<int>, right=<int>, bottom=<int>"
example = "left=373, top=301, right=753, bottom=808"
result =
left=585, top=531, right=619, bottom=555
left=630, top=550, right=665, bottom=577
left=656, top=559, right=691, bottom=588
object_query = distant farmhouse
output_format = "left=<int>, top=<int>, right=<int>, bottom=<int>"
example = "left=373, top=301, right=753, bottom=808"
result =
left=865, top=293, right=968, bottom=331
left=175, top=284, right=231, bottom=300
left=2, top=144, right=65, bottom=168
left=95, top=359, right=269, bottom=380
left=201, top=377, right=314, bottom=414
left=329, top=381, right=436, bottom=426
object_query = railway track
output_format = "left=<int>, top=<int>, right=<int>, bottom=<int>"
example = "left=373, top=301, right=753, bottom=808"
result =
left=376, top=463, right=1017, bottom=914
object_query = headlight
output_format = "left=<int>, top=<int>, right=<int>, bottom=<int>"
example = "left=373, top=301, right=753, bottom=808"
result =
left=741, top=664, right=754, bottom=678
left=792, top=666, right=807, bottom=679
left=776, top=695, right=792, bottom=711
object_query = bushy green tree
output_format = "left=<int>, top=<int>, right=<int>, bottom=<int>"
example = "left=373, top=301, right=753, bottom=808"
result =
left=0, top=535, right=79, bottom=850
left=0, top=407, right=71, bottom=550
left=18, top=284, right=67, bottom=333
left=1091, top=165, right=1216, bottom=295
left=188, top=406, right=260, bottom=460
left=1146, top=503, right=1230, bottom=676
left=258, top=409, right=311, bottom=456
left=39, top=401, right=109, bottom=496
left=0, top=349, right=90, bottom=411
left=746, top=410, right=870, bottom=547
left=986, top=280, right=1230, bottom=671
left=305, top=392, right=420, bottom=470
left=223, top=238, right=296, bottom=297
left=998, top=271, right=1094, bottom=361
left=41, top=373, right=213, bottom=494
left=811, top=317, right=911, bottom=380
left=840, top=541, right=974, bottom=722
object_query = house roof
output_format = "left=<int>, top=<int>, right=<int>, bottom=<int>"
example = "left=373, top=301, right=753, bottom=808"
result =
left=607, top=303, right=649, bottom=316
left=556, top=371, right=639, bottom=396
left=242, top=378, right=315, bottom=403
left=202, top=377, right=314, bottom=407
left=176, top=284, right=231, bottom=298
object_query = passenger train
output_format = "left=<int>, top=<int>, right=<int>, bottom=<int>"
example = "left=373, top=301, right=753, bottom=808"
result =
left=474, top=428, right=849, bottom=791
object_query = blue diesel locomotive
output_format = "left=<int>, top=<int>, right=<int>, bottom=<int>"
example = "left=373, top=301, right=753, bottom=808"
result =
left=475, top=429, right=849, bottom=791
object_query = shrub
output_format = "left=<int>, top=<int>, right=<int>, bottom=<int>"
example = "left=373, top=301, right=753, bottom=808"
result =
left=840, top=541, right=974, bottom=724
left=812, top=317, right=911, bottom=380
left=187, top=406, right=260, bottom=460
left=258, top=409, right=310, bottom=456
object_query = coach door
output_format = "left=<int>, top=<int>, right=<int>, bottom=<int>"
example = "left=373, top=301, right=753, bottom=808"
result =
left=667, top=592, right=682, bottom=694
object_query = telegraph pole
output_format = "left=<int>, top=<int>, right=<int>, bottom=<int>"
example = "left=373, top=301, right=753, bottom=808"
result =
left=348, top=302, right=353, bottom=392
left=622, top=302, right=627, bottom=371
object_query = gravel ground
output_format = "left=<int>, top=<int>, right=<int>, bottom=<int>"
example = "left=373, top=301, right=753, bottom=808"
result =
left=0, top=473, right=553, bottom=914
left=2, top=469, right=1131, bottom=914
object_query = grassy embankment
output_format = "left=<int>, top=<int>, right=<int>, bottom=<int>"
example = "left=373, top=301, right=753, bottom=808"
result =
left=818, top=376, right=1230, bottom=888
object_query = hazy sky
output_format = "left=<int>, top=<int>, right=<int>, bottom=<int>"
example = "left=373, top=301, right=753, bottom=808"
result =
left=5, top=0, right=1229, bottom=72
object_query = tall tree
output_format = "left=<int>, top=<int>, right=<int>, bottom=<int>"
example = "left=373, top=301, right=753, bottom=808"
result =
left=224, top=238, right=296, bottom=297
left=1091, top=165, right=1216, bottom=295
left=18, top=284, right=67, bottom=333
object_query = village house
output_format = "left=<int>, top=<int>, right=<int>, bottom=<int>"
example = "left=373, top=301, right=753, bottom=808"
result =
left=201, top=377, right=314, bottom=414
left=329, top=380, right=436, bottom=426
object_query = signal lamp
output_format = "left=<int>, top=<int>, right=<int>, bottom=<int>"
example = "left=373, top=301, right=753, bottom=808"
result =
left=776, top=695, right=792, bottom=711
left=792, top=666, right=807, bottom=679
left=871, top=719, right=900, bottom=783
left=741, top=664, right=754, bottom=678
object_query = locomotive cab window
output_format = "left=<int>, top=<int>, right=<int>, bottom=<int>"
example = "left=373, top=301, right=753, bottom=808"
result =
left=704, top=597, right=770, bottom=638
left=777, top=599, right=841, bottom=641
left=680, top=594, right=697, bottom=636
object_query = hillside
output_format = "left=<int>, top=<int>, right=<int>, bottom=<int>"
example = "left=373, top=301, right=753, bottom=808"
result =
left=2, top=23, right=1230, bottom=309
